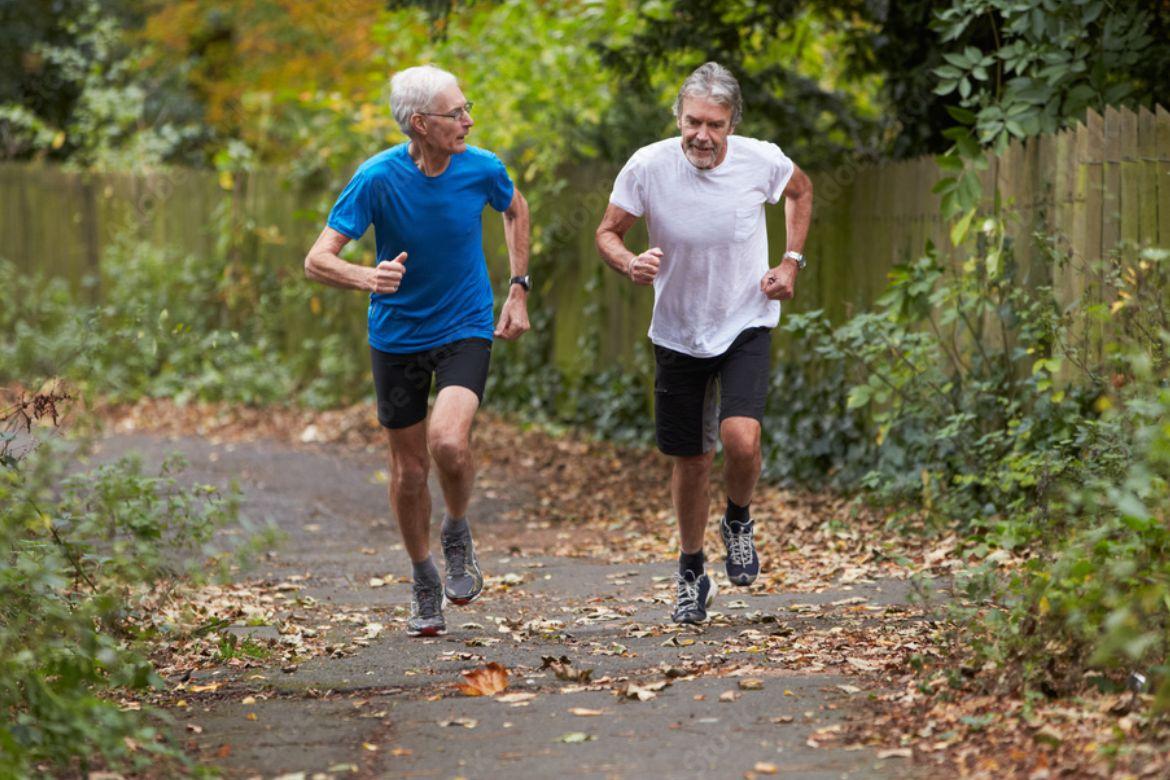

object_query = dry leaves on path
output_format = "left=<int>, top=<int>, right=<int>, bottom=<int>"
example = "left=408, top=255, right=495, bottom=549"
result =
left=457, top=662, right=509, bottom=697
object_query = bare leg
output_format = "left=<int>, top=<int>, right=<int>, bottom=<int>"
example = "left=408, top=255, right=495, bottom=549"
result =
left=720, top=417, right=762, bottom=506
left=426, top=386, right=480, bottom=518
left=387, top=420, right=431, bottom=563
left=673, top=450, right=716, bottom=554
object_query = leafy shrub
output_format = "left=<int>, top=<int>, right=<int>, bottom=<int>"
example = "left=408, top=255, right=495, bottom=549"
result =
left=0, top=421, right=244, bottom=775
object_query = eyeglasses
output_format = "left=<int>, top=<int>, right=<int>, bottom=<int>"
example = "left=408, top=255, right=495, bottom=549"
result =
left=417, top=102, right=474, bottom=121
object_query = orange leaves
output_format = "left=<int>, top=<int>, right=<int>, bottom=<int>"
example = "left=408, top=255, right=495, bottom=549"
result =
left=456, top=662, right=509, bottom=697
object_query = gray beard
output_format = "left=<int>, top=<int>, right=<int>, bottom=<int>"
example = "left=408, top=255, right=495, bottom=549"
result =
left=683, top=143, right=720, bottom=169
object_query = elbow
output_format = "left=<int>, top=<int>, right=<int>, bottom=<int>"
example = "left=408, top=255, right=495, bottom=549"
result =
left=594, top=226, right=608, bottom=255
left=303, top=252, right=318, bottom=281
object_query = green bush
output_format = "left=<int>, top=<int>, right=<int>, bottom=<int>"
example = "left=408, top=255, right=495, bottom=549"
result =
left=0, top=431, right=243, bottom=775
left=791, top=222, right=1170, bottom=703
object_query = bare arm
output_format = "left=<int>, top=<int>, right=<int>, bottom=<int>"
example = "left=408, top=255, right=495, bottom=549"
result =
left=494, top=188, right=531, bottom=340
left=761, top=164, right=814, bottom=301
left=502, top=188, right=530, bottom=279
left=782, top=164, right=813, bottom=256
left=304, top=227, right=371, bottom=291
left=304, top=227, right=407, bottom=294
left=595, top=204, right=661, bottom=285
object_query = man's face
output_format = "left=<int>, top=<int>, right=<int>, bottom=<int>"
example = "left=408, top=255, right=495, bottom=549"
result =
left=420, top=84, right=474, bottom=154
left=677, top=96, right=734, bottom=169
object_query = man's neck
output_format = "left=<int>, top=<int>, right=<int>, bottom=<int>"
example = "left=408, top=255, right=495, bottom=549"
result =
left=408, top=141, right=452, bottom=177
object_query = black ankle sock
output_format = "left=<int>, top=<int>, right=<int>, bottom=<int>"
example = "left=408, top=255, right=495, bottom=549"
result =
left=726, top=497, right=751, bottom=524
left=679, top=550, right=705, bottom=576
left=412, top=556, right=440, bottom=585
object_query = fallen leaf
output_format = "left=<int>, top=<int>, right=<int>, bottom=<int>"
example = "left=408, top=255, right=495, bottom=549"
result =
left=245, top=713, right=257, bottom=721
left=619, top=683, right=659, bottom=702
left=720, top=690, right=740, bottom=702
left=188, top=683, right=219, bottom=693
left=836, top=685, right=861, bottom=695
left=458, top=662, right=509, bottom=697
left=770, top=715, right=794, bottom=724
left=186, top=723, right=203, bottom=734
left=241, top=696, right=256, bottom=705
left=556, top=732, right=595, bottom=743
left=570, top=708, right=604, bottom=716
left=368, top=577, right=386, bottom=588
left=362, top=743, right=378, bottom=752
left=877, top=748, right=912, bottom=759
left=541, top=655, right=593, bottom=683
left=754, top=762, right=779, bottom=774
left=390, top=747, right=412, bottom=756
left=439, top=718, right=478, bottom=728
left=738, top=679, right=764, bottom=691
left=496, top=692, right=537, bottom=704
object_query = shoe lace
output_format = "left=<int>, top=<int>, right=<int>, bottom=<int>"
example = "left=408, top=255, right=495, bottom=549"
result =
left=442, top=534, right=467, bottom=578
left=726, top=523, right=755, bottom=567
left=675, top=573, right=700, bottom=611
left=412, top=583, right=441, bottom=618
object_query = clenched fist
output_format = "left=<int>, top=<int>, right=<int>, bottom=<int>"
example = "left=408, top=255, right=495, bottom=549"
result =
left=371, top=252, right=408, bottom=294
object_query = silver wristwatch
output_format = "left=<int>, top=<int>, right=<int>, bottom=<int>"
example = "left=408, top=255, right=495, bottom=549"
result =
left=783, top=251, right=806, bottom=271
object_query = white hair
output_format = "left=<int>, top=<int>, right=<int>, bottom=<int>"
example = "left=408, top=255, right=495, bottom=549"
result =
left=673, top=61, right=743, bottom=127
left=390, top=65, right=458, bottom=136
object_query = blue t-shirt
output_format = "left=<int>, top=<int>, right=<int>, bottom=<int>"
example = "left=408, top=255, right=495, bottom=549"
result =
left=326, top=144, right=515, bottom=353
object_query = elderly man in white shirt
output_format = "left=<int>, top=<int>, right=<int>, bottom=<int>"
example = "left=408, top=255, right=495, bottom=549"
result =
left=595, top=61, right=813, bottom=624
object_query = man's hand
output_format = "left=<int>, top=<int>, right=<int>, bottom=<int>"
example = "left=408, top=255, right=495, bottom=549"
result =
left=628, top=247, right=663, bottom=285
left=494, top=288, right=530, bottom=340
left=760, top=258, right=798, bottom=300
left=370, top=252, right=408, bottom=293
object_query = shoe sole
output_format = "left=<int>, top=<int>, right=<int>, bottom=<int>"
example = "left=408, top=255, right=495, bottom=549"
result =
left=407, top=625, right=446, bottom=637
left=445, top=591, right=481, bottom=606
left=727, top=572, right=758, bottom=586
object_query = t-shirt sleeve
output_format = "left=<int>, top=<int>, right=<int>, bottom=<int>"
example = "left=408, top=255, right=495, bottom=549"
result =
left=326, top=169, right=374, bottom=240
left=609, top=155, right=645, bottom=217
left=486, top=154, right=515, bottom=212
left=764, top=142, right=796, bottom=205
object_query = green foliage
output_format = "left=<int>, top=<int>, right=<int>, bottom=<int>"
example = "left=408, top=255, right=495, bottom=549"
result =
left=0, top=434, right=243, bottom=775
left=0, top=0, right=208, bottom=166
left=930, top=0, right=1167, bottom=227
left=791, top=229, right=1170, bottom=704
left=933, top=0, right=1155, bottom=149
left=0, top=194, right=370, bottom=407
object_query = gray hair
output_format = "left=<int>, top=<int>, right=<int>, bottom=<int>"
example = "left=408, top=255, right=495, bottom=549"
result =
left=673, top=62, right=743, bottom=127
left=390, top=65, right=458, bottom=136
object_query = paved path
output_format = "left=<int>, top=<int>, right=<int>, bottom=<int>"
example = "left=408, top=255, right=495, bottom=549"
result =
left=94, top=432, right=921, bottom=779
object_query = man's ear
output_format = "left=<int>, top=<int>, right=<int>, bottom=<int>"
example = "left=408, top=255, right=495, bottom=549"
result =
left=410, top=114, right=427, bottom=138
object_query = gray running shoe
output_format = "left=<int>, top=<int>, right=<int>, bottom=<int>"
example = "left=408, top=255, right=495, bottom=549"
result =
left=671, top=569, right=717, bottom=624
left=441, top=524, right=484, bottom=605
left=406, top=579, right=446, bottom=637
left=720, top=515, right=760, bottom=586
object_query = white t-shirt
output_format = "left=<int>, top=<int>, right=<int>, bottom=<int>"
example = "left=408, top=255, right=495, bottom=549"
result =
left=609, top=135, right=795, bottom=358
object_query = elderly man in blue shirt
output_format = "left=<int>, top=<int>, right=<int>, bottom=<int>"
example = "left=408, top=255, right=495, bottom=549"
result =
left=304, top=64, right=531, bottom=637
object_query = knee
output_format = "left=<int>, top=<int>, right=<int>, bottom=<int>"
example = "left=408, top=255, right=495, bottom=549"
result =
left=429, top=433, right=470, bottom=471
left=391, top=457, right=429, bottom=494
left=723, top=433, right=760, bottom=466
left=675, top=452, right=714, bottom=479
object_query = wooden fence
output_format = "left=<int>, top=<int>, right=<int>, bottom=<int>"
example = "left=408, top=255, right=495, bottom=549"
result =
left=2, top=105, right=1168, bottom=378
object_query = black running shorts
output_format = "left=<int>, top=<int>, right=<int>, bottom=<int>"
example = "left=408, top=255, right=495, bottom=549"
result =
left=370, top=338, right=492, bottom=429
left=652, top=327, right=772, bottom=457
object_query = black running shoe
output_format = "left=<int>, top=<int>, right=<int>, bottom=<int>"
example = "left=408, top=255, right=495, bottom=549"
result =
left=406, top=579, right=446, bottom=637
left=671, top=569, right=716, bottom=624
left=720, top=515, right=760, bottom=586
left=441, top=524, right=484, bottom=605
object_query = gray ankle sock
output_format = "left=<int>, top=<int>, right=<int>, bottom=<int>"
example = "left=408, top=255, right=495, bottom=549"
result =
left=412, top=556, right=440, bottom=585
left=441, top=514, right=468, bottom=538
